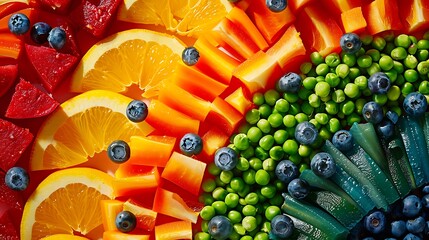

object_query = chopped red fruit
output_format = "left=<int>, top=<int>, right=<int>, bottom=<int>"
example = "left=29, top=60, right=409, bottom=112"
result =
left=6, top=79, right=60, bottom=119
left=35, top=0, right=73, bottom=13
left=0, top=118, right=33, bottom=172
left=0, top=204, right=20, bottom=240
left=70, top=0, right=122, bottom=37
left=0, top=171, right=24, bottom=211
left=0, top=64, right=18, bottom=98
left=25, top=44, right=78, bottom=92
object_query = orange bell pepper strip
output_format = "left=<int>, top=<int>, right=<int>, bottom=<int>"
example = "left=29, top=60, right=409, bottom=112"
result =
left=224, top=87, right=252, bottom=115
left=100, top=199, right=124, bottom=231
left=123, top=199, right=157, bottom=231
left=201, top=127, right=230, bottom=157
left=126, top=135, right=176, bottom=167
left=161, top=152, right=207, bottom=196
left=113, top=167, right=160, bottom=197
left=0, top=33, right=22, bottom=59
left=206, top=97, right=243, bottom=135
left=154, top=221, right=192, bottom=240
left=321, top=0, right=362, bottom=16
left=102, top=231, right=150, bottom=240
left=363, top=0, right=403, bottom=35
left=341, top=7, right=367, bottom=33
left=115, top=163, right=158, bottom=178
left=288, top=0, right=314, bottom=12
left=398, top=0, right=429, bottom=33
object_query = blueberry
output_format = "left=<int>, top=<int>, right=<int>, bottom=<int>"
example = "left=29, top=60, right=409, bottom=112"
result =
left=340, top=33, right=362, bottom=54
left=180, top=133, right=203, bottom=156
left=208, top=215, right=233, bottom=240
left=8, top=13, right=30, bottom=35
left=277, top=72, right=302, bottom=93
left=310, top=152, right=336, bottom=178
left=107, top=140, right=130, bottom=164
left=364, top=210, right=386, bottom=234
left=214, top=147, right=238, bottom=171
left=403, top=195, right=422, bottom=218
left=182, top=46, right=199, bottom=66
left=424, top=221, right=429, bottom=236
left=403, top=233, right=422, bottom=240
left=391, top=220, right=406, bottom=238
left=30, top=22, right=52, bottom=44
left=403, top=92, right=428, bottom=117
left=362, top=101, right=383, bottom=124
left=270, top=214, right=294, bottom=239
left=126, top=100, right=148, bottom=122
left=115, top=210, right=136, bottom=233
left=407, top=216, right=426, bottom=234
left=4, top=167, right=29, bottom=191
left=287, top=178, right=309, bottom=200
left=275, top=160, right=299, bottom=184
left=423, top=185, right=429, bottom=194
left=368, top=72, right=391, bottom=94
left=47, top=27, right=66, bottom=50
left=422, top=194, right=429, bottom=209
left=386, top=110, right=399, bottom=124
left=376, top=119, right=395, bottom=139
left=332, top=130, right=353, bottom=152
left=294, top=121, right=318, bottom=145
left=265, top=0, right=287, bottom=12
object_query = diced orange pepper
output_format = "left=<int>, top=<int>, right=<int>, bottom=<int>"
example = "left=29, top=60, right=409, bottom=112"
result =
left=158, top=83, right=211, bottom=122
left=288, top=0, right=315, bottom=12
left=398, top=0, right=429, bottom=33
left=321, top=0, right=362, bottom=16
left=341, top=7, right=367, bottom=33
left=123, top=199, right=157, bottom=231
left=102, top=231, right=150, bottom=240
left=246, top=0, right=295, bottom=44
left=363, top=0, right=403, bottom=35
left=201, top=127, right=230, bottom=157
left=0, top=33, right=22, bottom=59
left=113, top=167, right=160, bottom=196
left=172, top=63, right=228, bottom=102
left=154, top=221, right=192, bottom=240
left=145, top=100, right=200, bottom=137
left=115, top=164, right=156, bottom=178
left=233, top=51, right=283, bottom=93
left=161, top=152, right=206, bottom=196
left=127, top=135, right=176, bottom=167
left=0, top=2, right=28, bottom=20
left=207, top=97, right=243, bottom=135
left=100, top=199, right=124, bottom=231
left=152, top=188, right=200, bottom=223
left=193, top=36, right=240, bottom=85
left=224, top=87, right=252, bottom=115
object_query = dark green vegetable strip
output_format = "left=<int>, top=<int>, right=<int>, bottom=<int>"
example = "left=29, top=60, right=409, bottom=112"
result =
left=323, top=140, right=389, bottom=210
left=398, top=115, right=429, bottom=187
left=379, top=137, right=414, bottom=197
left=286, top=214, right=334, bottom=240
left=282, top=193, right=349, bottom=240
left=343, top=141, right=400, bottom=204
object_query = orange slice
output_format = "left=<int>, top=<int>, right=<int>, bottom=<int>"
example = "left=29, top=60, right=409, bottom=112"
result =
left=40, top=234, right=90, bottom=240
left=70, top=29, right=186, bottom=99
left=117, top=0, right=234, bottom=37
left=0, top=0, right=28, bottom=4
left=30, top=90, right=154, bottom=171
left=20, top=168, right=115, bottom=240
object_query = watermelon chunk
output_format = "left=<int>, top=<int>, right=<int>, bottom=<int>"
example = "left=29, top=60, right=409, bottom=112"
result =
left=0, top=64, right=18, bottom=98
left=6, top=79, right=60, bottom=119
left=0, top=171, right=24, bottom=211
left=71, top=0, right=122, bottom=37
left=0, top=205, right=20, bottom=240
left=35, top=0, right=73, bottom=13
left=0, top=118, right=33, bottom=172
left=25, top=44, right=78, bottom=92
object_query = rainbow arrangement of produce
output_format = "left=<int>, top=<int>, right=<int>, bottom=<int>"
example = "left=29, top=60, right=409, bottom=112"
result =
left=0, top=0, right=429, bottom=239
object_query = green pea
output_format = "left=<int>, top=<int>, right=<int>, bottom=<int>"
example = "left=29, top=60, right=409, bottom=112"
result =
left=393, top=60, right=404, bottom=73
left=300, top=62, right=313, bottom=74
left=404, top=69, right=419, bottom=82
left=202, top=178, right=216, bottom=193
left=315, top=81, right=331, bottom=98
left=208, top=162, right=221, bottom=176
left=325, top=73, right=340, bottom=87
left=419, top=81, right=429, bottom=94
left=283, top=114, right=296, bottom=128
left=247, top=127, right=263, bottom=143
left=289, top=154, right=301, bottom=165
left=315, top=113, right=329, bottom=125
left=372, top=36, right=386, bottom=51
left=316, top=75, right=325, bottom=82
left=264, top=89, right=280, bottom=106
left=348, top=67, right=361, bottom=80
left=262, top=158, right=276, bottom=171
left=408, top=43, right=418, bottom=55
left=367, top=62, right=381, bottom=76
left=341, top=100, right=355, bottom=115
left=325, top=100, right=339, bottom=115
left=366, top=49, right=381, bottom=62
left=228, top=210, right=243, bottom=224
left=315, top=63, right=329, bottom=76
left=361, top=34, right=373, bottom=45
left=236, top=157, right=250, bottom=172
left=354, top=76, right=368, bottom=90
left=199, top=193, right=214, bottom=205
left=230, top=177, right=245, bottom=192
left=243, top=169, right=256, bottom=185
left=257, top=119, right=271, bottom=134
left=265, top=206, right=281, bottom=221
left=212, top=187, right=228, bottom=200
left=283, top=92, right=299, bottom=103
left=253, top=92, right=264, bottom=106
left=240, top=147, right=254, bottom=160
left=249, top=157, right=263, bottom=170
left=267, top=113, right=283, bottom=128
left=387, top=85, right=401, bottom=101
left=325, top=53, right=341, bottom=67
left=254, top=147, right=268, bottom=160
left=396, top=74, right=405, bottom=86
left=237, top=183, right=250, bottom=197
left=242, top=205, right=257, bottom=216
left=309, top=118, right=321, bottom=130
left=215, top=176, right=226, bottom=187
left=302, top=76, right=317, bottom=90
left=194, top=232, right=211, bottom=240
left=379, top=55, right=394, bottom=71
left=283, top=139, right=299, bottom=155
left=391, top=47, right=407, bottom=60
left=310, top=52, right=324, bottom=65
left=308, top=93, right=321, bottom=108
left=347, top=113, right=361, bottom=126
left=258, top=104, right=271, bottom=118
left=274, top=99, right=289, bottom=113
left=384, top=42, right=395, bottom=55
left=234, top=133, right=250, bottom=151
left=335, top=63, right=350, bottom=79
left=220, top=170, right=234, bottom=184
left=402, top=82, right=415, bottom=95
left=288, top=102, right=301, bottom=115
left=344, top=83, right=360, bottom=98
left=240, top=236, right=252, bottom=240
left=319, top=126, right=332, bottom=140
left=254, top=232, right=269, bottom=240
left=298, top=88, right=312, bottom=100
left=242, top=216, right=258, bottom=232
left=260, top=185, right=276, bottom=198
left=295, top=112, right=309, bottom=123
left=233, top=223, right=246, bottom=235
left=298, top=144, right=312, bottom=157
left=245, top=109, right=260, bottom=125
left=245, top=192, right=259, bottom=205
left=404, top=54, right=418, bottom=69
left=394, top=34, right=411, bottom=48
left=417, top=39, right=429, bottom=49
left=259, top=135, right=274, bottom=151
left=357, top=54, right=373, bottom=68
left=417, top=61, right=429, bottom=75
left=273, top=129, right=288, bottom=145
left=342, top=53, right=357, bottom=67
left=212, top=201, right=228, bottom=215
left=385, top=69, right=398, bottom=82
left=327, top=118, right=341, bottom=133
left=269, top=146, right=284, bottom=161
left=410, top=35, right=418, bottom=44
left=255, top=169, right=271, bottom=186
left=416, top=49, right=429, bottom=61
left=299, top=163, right=310, bottom=173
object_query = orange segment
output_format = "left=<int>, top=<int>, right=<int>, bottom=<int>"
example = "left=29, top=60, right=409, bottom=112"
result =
left=100, top=199, right=124, bottom=231
left=40, top=234, right=90, bottom=240
left=117, top=0, right=234, bottom=37
left=103, top=231, right=150, bottom=240
left=30, top=90, right=154, bottom=171
left=70, top=29, right=186, bottom=99
left=20, top=168, right=115, bottom=240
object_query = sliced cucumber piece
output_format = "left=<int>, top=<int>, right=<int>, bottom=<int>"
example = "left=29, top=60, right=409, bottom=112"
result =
left=323, top=140, right=389, bottom=210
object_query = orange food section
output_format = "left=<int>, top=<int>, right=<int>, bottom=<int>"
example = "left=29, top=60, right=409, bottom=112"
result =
left=0, top=0, right=429, bottom=239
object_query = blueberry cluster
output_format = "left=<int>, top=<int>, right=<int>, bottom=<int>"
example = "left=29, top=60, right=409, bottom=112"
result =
left=350, top=185, right=429, bottom=239
left=8, top=13, right=67, bottom=50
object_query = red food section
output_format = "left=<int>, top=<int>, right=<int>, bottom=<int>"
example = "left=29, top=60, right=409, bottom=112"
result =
left=0, top=0, right=428, bottom=239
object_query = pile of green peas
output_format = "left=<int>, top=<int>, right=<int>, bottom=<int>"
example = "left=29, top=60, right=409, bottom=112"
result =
left=194, top=31, right=429, bottom=240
